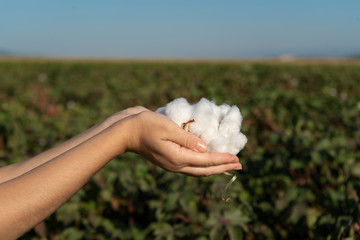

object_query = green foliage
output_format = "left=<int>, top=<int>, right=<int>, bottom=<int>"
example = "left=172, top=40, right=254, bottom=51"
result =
left=1, top=59, right=359, bottom=239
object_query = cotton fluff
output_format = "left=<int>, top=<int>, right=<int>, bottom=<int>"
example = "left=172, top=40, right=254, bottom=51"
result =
left=156, top=98, right=247, bottom=155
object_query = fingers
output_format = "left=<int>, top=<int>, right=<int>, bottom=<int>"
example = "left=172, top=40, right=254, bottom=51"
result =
left=173, top=147, right=239, bottom=167
left=178, top=162, right=242, bottom=177
left=167, top=126, right=208, bottom=153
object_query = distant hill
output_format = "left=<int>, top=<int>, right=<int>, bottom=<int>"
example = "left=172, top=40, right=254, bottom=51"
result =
left=349, top=54, right=360, bottom=59
left=0, top=49, right=13, bottom=55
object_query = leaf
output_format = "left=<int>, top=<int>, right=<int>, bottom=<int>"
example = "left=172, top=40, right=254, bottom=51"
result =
left=307, top=208, right=321, bottom=229
left=351, top=162, right=360, bottom=178
left=289, top=158, right=304, bottom=170
left=227, top=225, right=244, bottom=240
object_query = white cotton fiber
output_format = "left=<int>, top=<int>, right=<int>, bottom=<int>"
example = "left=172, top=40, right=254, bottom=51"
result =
left=218, top=106, right=242, bottom=137
left=199, top=127, right=219, bottom=145
left=208, top=134, right=228, bottom=153
left=189, top=98, right=219, bottom=137
left=213, top=103, right=231, bottom=123
left=228, top=133, right=247, bottom=155
left=162, top=98, right=193, bottom=126
left=156, top=98, right=247, bottom=155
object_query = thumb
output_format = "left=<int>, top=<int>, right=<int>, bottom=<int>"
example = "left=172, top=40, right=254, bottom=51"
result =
left=171, top=127, right=208, bottom=153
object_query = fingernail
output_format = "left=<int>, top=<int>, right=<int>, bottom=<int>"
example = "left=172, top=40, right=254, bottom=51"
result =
left=235, top=164, right=242, bottom=170
left=196, top=142, right=207, bottom=152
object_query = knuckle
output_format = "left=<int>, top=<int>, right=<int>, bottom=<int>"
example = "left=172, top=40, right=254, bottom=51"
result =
left=165, top=165, right=177, bottom=172
left=168, top=156, right=185, bottom=169
left=208, top=158, right=215, bottom=167
left=133, top=106, right=148, bottom=112
left=184, top=136, right=192, bottom=148
left=127, top=106, right=149, bottom=116
left=170, top=159, right=182, bottom=168
left=185, top=134, right=197, bottom=149
left=165, top=120, right=178, bottom=131
left=202, top=171, right=211, bottom=177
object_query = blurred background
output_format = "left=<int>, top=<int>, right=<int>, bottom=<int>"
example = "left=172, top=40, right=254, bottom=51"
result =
left=0, top=1, right=360, bottom=240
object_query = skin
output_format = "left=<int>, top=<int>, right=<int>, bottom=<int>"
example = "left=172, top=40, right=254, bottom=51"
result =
left=0, top=107, right=241, bottom=239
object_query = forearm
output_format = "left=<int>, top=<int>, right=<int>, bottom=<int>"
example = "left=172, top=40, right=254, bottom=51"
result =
left=0, top=115, right=119, bottom=184
left=0, top=119, right=129, bottom=239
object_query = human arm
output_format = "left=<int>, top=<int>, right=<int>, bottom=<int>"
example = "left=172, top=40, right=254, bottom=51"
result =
left=0, top=110, right=241, bottom=239
left=0, top=106, right=148, bottom=184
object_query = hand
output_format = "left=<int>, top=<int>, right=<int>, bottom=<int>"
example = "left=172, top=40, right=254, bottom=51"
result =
left=125, top=111, right=242, bottom=176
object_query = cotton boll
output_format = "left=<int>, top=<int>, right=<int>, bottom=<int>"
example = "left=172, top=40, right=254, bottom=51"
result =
left=188, top=114, right=210, bottom=137
left=214, top=103, right=231, bottom=123
left=158, top=98, right=193, bottom=127
left=219, top=106, right=243, bottom=137
left=200, top=127, right=220, bottom=145
left=219, top=104, right=231, bottom=116
left=192, top=98, right=216, bottom=116
left=189, top=98, right=219, bottom=136
left=209, top=103, right=220, bottom=120
left=208, top=134, right=228, bottom=153
left=157, top=97, right=247, bottom=156
left=227, top=132, right=248, bottom=155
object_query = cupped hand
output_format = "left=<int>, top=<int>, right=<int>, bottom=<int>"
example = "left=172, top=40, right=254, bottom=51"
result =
left=125, top=111, right=242, bottom=176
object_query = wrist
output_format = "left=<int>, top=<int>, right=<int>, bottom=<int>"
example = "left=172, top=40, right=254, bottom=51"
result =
left=110, top=116, right=136, bottom=155
left=97, top=113, right=125, bottom=132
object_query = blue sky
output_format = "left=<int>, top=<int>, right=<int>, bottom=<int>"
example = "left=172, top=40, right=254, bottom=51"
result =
left=1, top=0, right=359, bottom=58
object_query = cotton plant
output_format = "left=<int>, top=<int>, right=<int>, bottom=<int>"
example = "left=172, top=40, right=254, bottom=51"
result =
left=156, top=98, right=247, bottom=155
